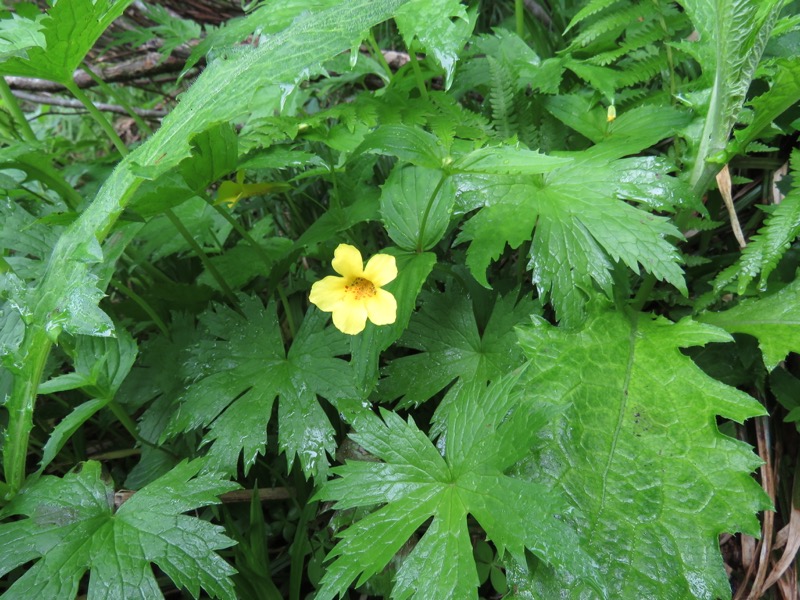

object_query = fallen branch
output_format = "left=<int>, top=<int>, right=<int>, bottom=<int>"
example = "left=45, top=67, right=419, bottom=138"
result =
left=12, top=90, right=167, bottom=118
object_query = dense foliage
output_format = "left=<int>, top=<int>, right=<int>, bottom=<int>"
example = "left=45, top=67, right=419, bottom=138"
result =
left=0, top=0, right=799, bottom=597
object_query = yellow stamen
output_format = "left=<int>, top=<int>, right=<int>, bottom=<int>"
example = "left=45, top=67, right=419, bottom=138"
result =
left=346, top=277, right=376, bottom=300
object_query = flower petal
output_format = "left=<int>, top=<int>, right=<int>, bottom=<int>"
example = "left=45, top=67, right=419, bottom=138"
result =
left=331, top=244, right=363, bottom=277
left=332, top=303, right=369, bottom=335
left=363, top=253, right=397, bottom=287
left=366, top=288, right=397, bottom=326
left=309, top=276, right=348, bottom=312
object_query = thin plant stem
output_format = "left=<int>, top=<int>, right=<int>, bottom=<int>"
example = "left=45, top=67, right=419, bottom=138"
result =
left=367, top=32, right=393, bottom=82
left=110, top=277, right=169, bottom=336
left=162, top=208, right=238, bottom=304
left=81, top=63, right=154, bottom=135
left=515, top=0, right=525, bottom=38
left=200, top=193, right=296, bottom=339
left=0, top=77, right=37, bottom=142
left=630, top=274, right=657, bottom=313
left=66, top=82, right=129, bottom=157
left=416, top=173, right=448, bottom=252
left=407, top=45, right=429, bottom=100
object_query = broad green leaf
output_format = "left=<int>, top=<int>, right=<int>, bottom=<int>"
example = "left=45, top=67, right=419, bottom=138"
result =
left=545, top=97, right=691, bottom=159
left=354, top=124, right=446, bottom=169
left=699, top=279, right=800, bottom=371
left=0, top=0, right=135, bottom=84
left=180, top=123, right=239, bottom=193
left=380, top=164, right=454, bottom=251
left=455, top=159, right=685, bottom=325
left=451, top=145, right=572, bottom=175
left=512, top=307, right=769, bottom=598
left=0, top=460, right=238, bottom=599
left=165, top=298, right=353, bottom=479
left=394, top=0, right=475, bottom=88
left=316, top=375, right=600, bottom=599
left=380, top=287, right=533, bottom=407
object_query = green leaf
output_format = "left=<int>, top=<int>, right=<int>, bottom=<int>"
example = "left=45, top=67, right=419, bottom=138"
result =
left=394, top=0, right=475, bottom=88
left=165, top=298, right=353, bottom=479
left=679, top=0, right=783, bottom=190
left=182, top=0, right=342, bottom=73
left=512, top=307, right=770, bottom=598
left=354, top=124, right=446, bottom=169
left=0, top=0, right=135, bottom=84
left=316, top=374, right=600, bottom=599
left=0, top=12, right=45, bottom=62
left=380, top=164, right=454, bottom=251
left=0, top=460, right=238, bottom=599
left=545, top=98, right=691, bottom=159
left=455, top=159, right=685, bottom=325
left=732, top=57, right=800, bottom=154
left=36, top=330, right=138, bottom=474
left=451, top=145, right=573, bottom=175
left=699, top=279, right=800, bottom=371
left=180, top=123, right=240, bottom=193
left=380, top=287, right=533, bottom=407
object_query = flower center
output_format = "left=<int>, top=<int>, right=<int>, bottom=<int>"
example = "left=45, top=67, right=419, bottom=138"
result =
left=346, top=277, right=376, bottom=300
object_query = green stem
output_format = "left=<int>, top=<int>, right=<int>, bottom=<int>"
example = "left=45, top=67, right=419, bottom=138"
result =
left=630, top=274, right=657, bottom=313
left=106, top=400, right=180, bottom=458
left=416, top=173, right=448, bottom=252
left=0, top=77, right=37, bottom=142
left=110, top=277, right=169, bottom=336
left=81, top=63, right=154, bottom=135
left=163, top=208, right=238, bottom=304
left=66, top=82, right=129, bottom=157
left=407, top=45, right=429, bottom=100
left=367, top=32, right=393, bottom=82
left=515, top=0, right=525, bottom=38
left=276, top=284, right=297, bottom=341
left=5, top=325, right=51, bottom=495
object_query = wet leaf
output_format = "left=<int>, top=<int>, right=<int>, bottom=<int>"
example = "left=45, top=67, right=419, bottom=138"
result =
left=0, top=460, right=238, bottom=599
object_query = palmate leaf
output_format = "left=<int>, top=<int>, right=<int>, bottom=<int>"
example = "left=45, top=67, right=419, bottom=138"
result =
left=511, top=306, right=770, bottom=598
left=455, top=158, right=685, bottom=326
left=379, top=287, right=534, bottom=407
left=316, top=374, right=601, bottom=600
left=164, top=296, right=354, bottom=479
left=0, top=460, right=238, bottom=600
left=700, top=278, right=800, bottom=371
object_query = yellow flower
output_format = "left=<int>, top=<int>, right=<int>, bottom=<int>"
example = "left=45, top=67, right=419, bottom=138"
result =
left=309, top=244, right=398, bottom=335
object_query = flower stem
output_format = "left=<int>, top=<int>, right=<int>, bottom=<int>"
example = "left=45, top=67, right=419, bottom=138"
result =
left=416, top=173, right=448, bottom=252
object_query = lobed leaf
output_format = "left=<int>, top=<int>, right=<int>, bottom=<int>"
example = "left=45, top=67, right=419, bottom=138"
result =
left=512, top=306, right=770, bottom=598
left=0, top=460, right=238, bottom=600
